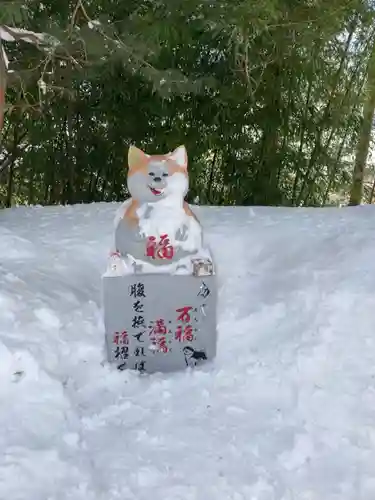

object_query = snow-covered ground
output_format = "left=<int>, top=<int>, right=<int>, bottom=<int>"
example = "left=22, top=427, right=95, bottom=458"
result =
left=1, top=202, right=375, bottom=500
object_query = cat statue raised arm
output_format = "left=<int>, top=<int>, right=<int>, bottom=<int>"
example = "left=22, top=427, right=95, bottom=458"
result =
left=109, top=144, right=213, bottom=275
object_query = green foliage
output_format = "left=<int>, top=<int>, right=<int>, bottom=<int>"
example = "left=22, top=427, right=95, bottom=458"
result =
left=0, top=1, right=29, bottom=25
left=1, top=0, right=375, bottom=207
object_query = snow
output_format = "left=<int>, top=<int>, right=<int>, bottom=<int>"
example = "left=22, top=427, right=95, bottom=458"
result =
left=1, top=202, right=375, bottom=499
left=0, top=26, right=47, bottom=43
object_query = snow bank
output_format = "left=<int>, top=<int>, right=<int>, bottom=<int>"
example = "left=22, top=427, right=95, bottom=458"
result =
left=1, top=202, right=375, bottom=499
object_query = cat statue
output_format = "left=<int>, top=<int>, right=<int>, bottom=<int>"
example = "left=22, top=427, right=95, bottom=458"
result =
left=111, top=144, right=210, bottom=274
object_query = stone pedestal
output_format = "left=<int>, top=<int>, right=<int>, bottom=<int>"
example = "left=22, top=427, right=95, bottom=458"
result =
left=102, top=273, right=217, bottom=373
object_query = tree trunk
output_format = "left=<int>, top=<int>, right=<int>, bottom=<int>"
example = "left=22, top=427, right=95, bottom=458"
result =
left=369, top=169, right=375, bottom=203
left=5, top=163, right=13, bottom=207
left=349, top=44, right=375, bottom=206
left=0, top=40, right=7, bottom=134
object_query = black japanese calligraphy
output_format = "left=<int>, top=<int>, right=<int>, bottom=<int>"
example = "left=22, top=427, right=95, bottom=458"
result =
left=135, top=360, right=146, bottom=372
left=198, top=281, right=210, bottom=299
left=134, top=346, right=146, bottom=357
left=133, top=331, right=145, bottom=342
left=114, top=346, right=129, bottom=360
left=133, top=300, right=144, bottom=313
left=129, top=283, right=146, bottom=298
left=132, top=315, right=145, bottom=328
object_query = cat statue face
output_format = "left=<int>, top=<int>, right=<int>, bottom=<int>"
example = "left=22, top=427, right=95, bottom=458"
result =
left=127, top=145, right=189, bottom=204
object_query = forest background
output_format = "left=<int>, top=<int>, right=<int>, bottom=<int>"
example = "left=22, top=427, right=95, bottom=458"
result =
left=1, top=0, right=375, bottom=209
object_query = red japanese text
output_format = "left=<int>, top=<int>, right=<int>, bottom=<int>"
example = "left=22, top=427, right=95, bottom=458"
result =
left=146, top=234, right=174, bottom=260
left=113, top=330, right=129, bottom=345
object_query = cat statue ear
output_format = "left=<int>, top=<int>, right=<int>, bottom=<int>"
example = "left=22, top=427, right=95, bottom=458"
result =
left=127, top=144, right=188, bottom=170
left=169, top=145, right=188, bottom=169
left=128, top=145, right=149, bottom=171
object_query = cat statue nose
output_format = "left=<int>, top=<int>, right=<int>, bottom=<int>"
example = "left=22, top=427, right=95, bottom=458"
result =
left=153, top=176, right=162, bottom=182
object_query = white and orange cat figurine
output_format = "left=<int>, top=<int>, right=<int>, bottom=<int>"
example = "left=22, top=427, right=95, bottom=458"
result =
left=111, top=144, right=210, bottom=274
